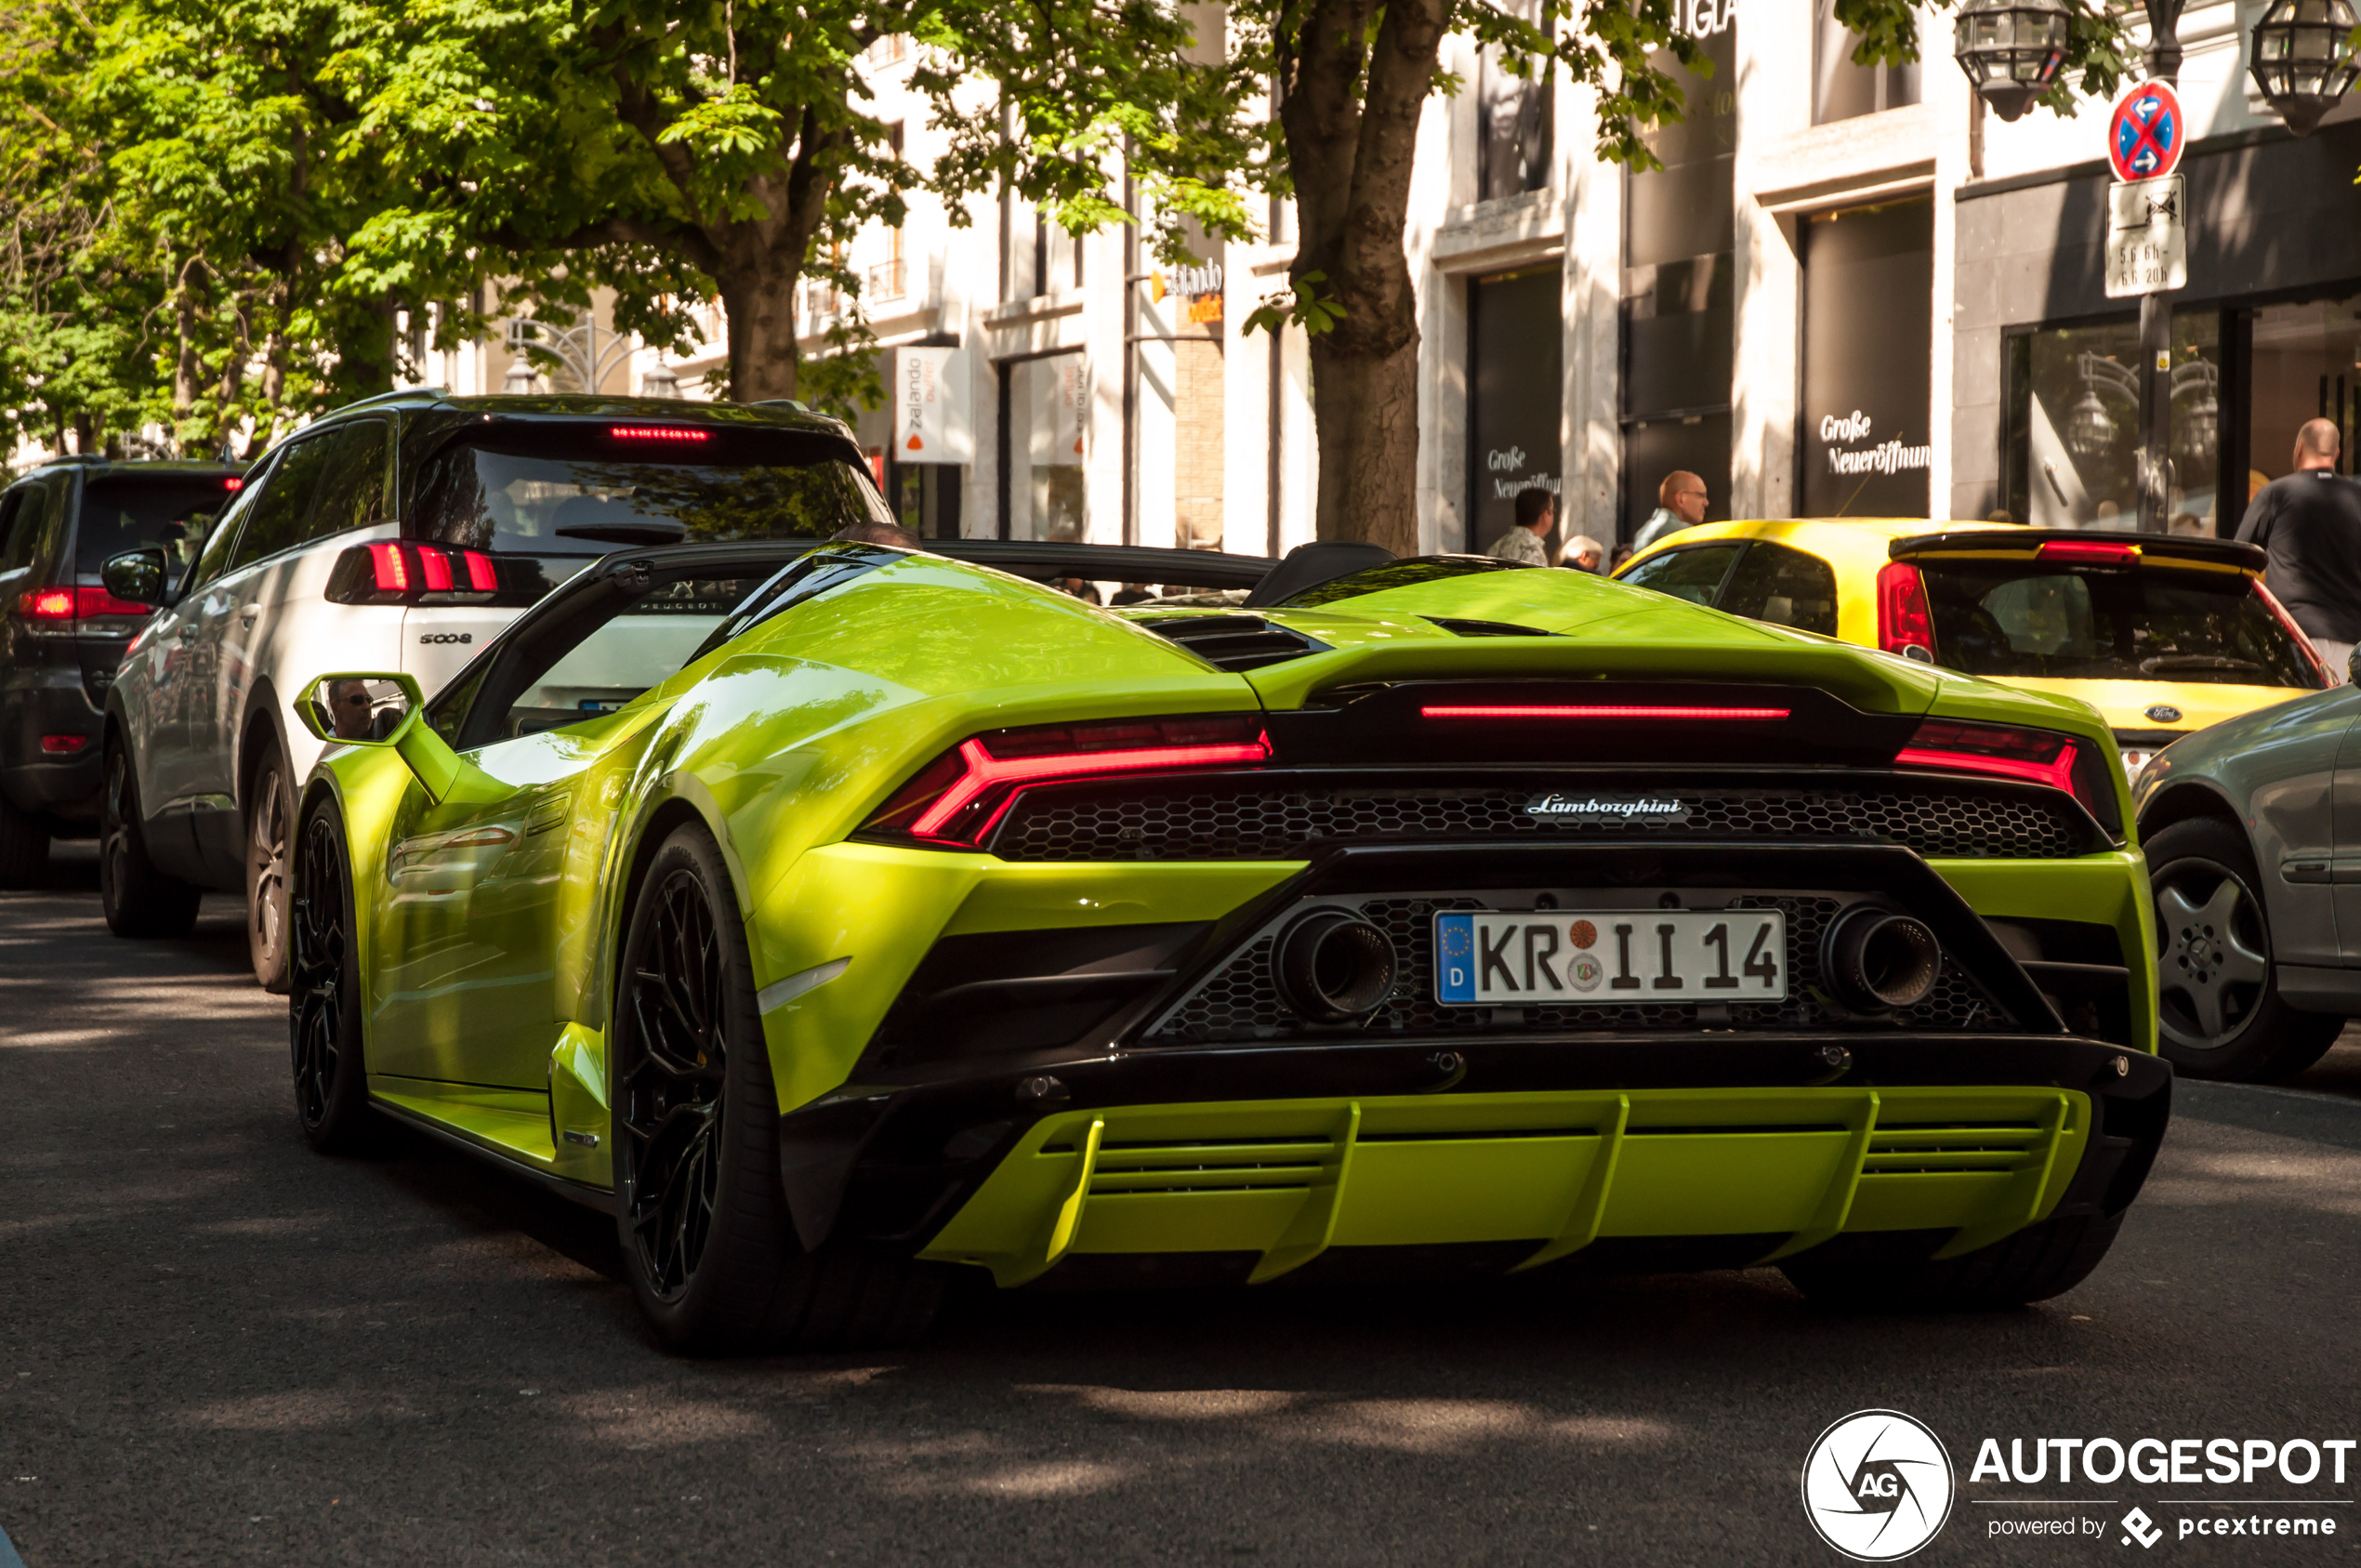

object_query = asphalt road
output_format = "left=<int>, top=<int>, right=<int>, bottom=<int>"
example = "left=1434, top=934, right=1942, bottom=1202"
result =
left=6, top=845, right=2361, bottom=1567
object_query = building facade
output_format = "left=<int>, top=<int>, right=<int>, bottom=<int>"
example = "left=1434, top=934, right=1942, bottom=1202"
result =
left=390, top=0, right=2361, bottom=560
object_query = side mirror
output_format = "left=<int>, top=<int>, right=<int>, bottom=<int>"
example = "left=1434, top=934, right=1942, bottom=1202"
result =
left=293, top=671, right=497, bottom=806
left=102, top=547, right=171, bottom=608
left=2346, top=645, right=2359, bottom=687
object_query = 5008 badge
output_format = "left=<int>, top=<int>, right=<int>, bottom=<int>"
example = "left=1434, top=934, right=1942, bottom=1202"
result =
left=418, top=633, right=472, bottom=645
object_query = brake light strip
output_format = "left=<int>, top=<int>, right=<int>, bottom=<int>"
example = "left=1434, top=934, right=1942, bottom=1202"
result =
left=1419, top=705, right=1791, bottom=721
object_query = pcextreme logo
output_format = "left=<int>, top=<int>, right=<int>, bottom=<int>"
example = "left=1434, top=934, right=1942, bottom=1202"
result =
left=1802, top=1409, right=1958, bottom=1561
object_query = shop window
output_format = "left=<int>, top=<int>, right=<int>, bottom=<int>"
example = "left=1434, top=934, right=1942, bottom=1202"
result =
left=2002, top=315, right=2223, bottom=534
left=1800, top=200, right=1933, bottom=519
left=2248, top=296, right=2361, bottom=499
left=1000, top=352, right=1088, bottom=540
left=1468, top=268, right=1563, bottom=553
left=1477, top=1, right=1553, bottom=201
left=1812, top=0, right=1922, bottom=125
left=1620, top=3, right=1734, bottom=544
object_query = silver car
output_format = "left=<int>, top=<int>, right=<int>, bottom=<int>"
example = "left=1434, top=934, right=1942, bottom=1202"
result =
left=2132, top=665, right=2361, bottom=1080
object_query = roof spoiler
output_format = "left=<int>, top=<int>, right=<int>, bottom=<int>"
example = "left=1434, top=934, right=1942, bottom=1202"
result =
left=1889, top=528, right=2265, bottom=572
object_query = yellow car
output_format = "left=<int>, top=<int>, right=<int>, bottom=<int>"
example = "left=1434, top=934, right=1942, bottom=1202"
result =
left=1614, top=519, right=2331, bottom=774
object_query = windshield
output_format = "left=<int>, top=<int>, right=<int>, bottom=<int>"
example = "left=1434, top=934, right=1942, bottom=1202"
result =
left=1919, top=561, right=2320, bottom=688
left=407, top=428, right=891, bottom=558
left=76, top=473, right=244, bottom=575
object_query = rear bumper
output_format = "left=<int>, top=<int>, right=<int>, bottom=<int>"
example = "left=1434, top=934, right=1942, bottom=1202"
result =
left=781, top=1034, right=2170, bottom=1287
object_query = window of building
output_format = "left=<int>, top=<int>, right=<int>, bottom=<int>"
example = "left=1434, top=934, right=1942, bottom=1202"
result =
left=1812, top=0, right=1922, bottom=125
left=1800, top=199, right=1934, bottom=519
left=1468, top=268, right=1563, bottom=552
left=1619, top=2, right=1734, bottom=544
left=2001, top=313, right=2223, bottom=534
left=999, top=351, right=1088, bottom=540
left=1477, top=1, right=1553, bottom=201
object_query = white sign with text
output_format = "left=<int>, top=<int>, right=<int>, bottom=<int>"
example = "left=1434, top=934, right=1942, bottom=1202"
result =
left=891, top=347, right=974, bottom=463
left=2104, top=175, right=2186, bottom=299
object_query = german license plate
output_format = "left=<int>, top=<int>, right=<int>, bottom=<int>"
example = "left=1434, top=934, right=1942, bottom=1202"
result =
left=1433, top=910, right=1787, bottom=1005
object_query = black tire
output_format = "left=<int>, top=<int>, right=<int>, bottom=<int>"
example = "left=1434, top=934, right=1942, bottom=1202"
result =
left=0, top=789, right=48, bottom=889
left=1779, top=1210, right=2125, bottom=1311
left=245, top=750, right=294, bottom=993
left=612, top=823, right=943, bottom=1354
left=289, top=801, right=376, bottom=1153
left=99, top=740, right=201, bottom=939
left=2147, top=815, right=2345, bottom=1082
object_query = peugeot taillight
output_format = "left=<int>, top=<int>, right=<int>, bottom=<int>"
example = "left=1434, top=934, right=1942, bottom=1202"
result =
left=1876, top=561, right=1934, bottom=660
left=326, top=544, right=501, bottom=605
left=1893, top=718, right=2120, bottom=832
left=867, top=715, right=1271, bottom=846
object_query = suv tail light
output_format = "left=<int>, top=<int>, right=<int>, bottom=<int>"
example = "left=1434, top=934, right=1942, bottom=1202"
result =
left=865, top=714, right=1271, bottom=846
left=16, top=586, right=154, bottom=622
left=1876, top=561, right=1934, bottom=661
left=326, top=544, right=501, bottom=605
left=1893, top=718, right=2120, bottom=833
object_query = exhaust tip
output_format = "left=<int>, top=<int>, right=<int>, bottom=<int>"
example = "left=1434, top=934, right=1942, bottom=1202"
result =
left=1822, top=906, right=1942, bottom=1013
left=1274, top=910, right=1399, bottom=1022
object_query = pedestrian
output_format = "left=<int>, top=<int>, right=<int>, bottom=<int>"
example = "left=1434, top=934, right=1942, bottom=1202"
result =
left=1631, top=471, right=1708, bottom=552
left=2236, top=417, right=2361, bottom=682
left=1559, top=535, right=1604, bottom=572
left=1487, top=486, right=1555, bottom=565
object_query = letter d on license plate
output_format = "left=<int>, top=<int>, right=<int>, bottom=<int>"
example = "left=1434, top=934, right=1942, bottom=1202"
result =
left=1434, top=910, right=1787, bottom=1005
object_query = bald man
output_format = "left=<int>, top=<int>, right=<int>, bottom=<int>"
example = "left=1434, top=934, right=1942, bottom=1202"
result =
left=2236, top=418, right=2361, bottom=682
left=1632, top=470, right=1710, bottom=553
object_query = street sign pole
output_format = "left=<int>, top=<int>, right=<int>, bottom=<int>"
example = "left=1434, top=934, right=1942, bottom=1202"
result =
left=2138, top=293, right=2171, bottom=533
left=2105, top=69, right=2186, bottom=533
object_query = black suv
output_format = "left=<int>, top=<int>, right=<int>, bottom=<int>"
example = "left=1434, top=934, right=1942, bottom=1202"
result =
left=0, top=457, right=247, bottom=885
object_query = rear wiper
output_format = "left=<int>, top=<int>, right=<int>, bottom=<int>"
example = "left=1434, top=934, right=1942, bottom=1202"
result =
left=2138, top=653, right=2263, bottom=674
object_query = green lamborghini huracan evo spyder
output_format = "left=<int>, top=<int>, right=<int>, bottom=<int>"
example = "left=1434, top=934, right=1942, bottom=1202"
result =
left=287, top=533, right=2170, bottom=1351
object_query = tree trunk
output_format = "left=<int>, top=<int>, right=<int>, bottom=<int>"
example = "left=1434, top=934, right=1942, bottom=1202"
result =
left=1279, top=0, right=1446, bottom=553
left=717, top=243, right=804, bottom=402
left=1307, top=335, right=1422, bottom=555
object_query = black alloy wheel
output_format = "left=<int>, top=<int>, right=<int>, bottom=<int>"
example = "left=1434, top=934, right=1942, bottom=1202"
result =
left=612, top=824, right=943, bottom=1354
left=619, top=861, right=732, bottom=1302
left=99, top=741, right=200, bottom=939
left=247, top=755, right=294, bottom=992
left=290, top=805, right=373, bottom=1152
left=2145, top=814, right=2344, bottom=1082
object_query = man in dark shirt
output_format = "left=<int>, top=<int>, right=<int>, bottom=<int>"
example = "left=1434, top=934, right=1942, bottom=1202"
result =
left=2236, top=418, right=2361, bottom=682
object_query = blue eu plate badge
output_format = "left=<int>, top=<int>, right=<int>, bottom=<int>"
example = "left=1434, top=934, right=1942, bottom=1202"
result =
left=1436, top=913, right=1478, bottom=1003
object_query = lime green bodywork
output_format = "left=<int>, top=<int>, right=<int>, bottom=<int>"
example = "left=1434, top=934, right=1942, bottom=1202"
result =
left=304, top=548, right=2154, bottom=1273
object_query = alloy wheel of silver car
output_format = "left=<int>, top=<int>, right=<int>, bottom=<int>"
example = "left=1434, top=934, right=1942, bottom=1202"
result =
left=2152, top=855, right=2273, bottom=1052
left=248, top=758, right=293, bottom=990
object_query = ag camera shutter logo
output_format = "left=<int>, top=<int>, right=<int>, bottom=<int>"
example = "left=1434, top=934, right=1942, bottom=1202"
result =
left=1801, top=1409, right=1956, bottom=1561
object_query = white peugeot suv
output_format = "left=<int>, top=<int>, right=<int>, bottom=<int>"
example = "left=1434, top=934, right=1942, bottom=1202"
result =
left=96, top=391, right=892, bottom=986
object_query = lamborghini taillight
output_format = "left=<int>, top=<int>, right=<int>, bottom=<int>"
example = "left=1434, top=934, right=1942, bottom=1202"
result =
left=1893, top=718, right=2119, bottom=832
left=865, top=715, right=1271, bottom=846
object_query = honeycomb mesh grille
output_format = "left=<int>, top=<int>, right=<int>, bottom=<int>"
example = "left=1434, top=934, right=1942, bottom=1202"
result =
left=1141, top=893, right=2011, bottom=1043
left=992, top=779, right=2086, bottom=863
